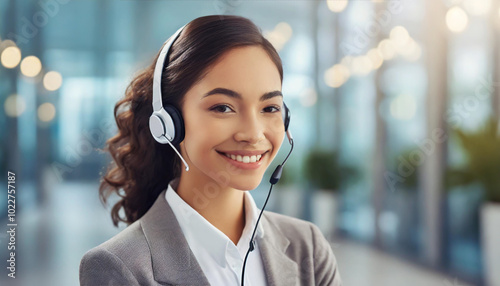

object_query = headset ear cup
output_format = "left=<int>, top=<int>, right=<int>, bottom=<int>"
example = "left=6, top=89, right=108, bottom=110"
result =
left=163, top=105, right=185, bottom=146
left=283, top=102, right=291, bottom=132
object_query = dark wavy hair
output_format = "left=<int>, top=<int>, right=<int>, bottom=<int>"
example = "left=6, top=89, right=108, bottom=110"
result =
left=99, top=15, right=284, bottom=227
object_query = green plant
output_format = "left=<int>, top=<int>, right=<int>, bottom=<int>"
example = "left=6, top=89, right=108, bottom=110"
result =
left=389, top=148, right=421, bottom=192
left=277, top=164, right=294, bottom=186
left=303, top=149, right=359, bottom=192
left=447, top=118, right=500, bottom=203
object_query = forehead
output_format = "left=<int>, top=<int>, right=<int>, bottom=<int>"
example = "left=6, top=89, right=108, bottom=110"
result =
left=187, top=46, right=282, bottom=100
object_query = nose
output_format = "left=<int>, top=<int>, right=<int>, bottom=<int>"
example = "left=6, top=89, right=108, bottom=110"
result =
left=234, top=112, right=266, bottom=144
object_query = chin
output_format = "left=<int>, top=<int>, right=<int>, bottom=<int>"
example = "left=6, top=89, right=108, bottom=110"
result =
left=228, top=176, right=263, bottom=191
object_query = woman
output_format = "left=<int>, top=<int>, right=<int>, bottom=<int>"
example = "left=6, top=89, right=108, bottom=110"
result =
left=79, top=15, right=342, bottom=286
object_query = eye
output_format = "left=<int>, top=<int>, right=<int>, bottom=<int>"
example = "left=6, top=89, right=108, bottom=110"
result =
left=263, top=105, right=281, bottom=113
left=209, top=104, right=234, bottom=113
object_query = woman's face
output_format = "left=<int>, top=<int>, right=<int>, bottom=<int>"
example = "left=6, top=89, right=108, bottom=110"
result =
left=179, top=45, right=285, bottom=191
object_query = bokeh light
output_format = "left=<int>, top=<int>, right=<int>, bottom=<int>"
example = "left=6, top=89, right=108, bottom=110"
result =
left=378, top=39, right=396, bottom=60
left=37, top=102, right=56, bottom=122
left=324, top=64, right=350, bottom=88
left=399, top=39, right=422, bottom=61
left=390, top=26, right=410, bottom=49
left=351, top=55, right=373, bottom=76
left=1, top=46, right=22, bottom=69
left=264, top=22, right=293, bottom=51
left=327, top=0, right=348, bottom=13
left=446, top=6, right=468, bottom=33
left=367, top=49, right=384, bottom=69
left=43, top=71, right=63, bottom=91
left=4, top=94, right=26, bottom=117
left=20, top=55, right=42, bottom=77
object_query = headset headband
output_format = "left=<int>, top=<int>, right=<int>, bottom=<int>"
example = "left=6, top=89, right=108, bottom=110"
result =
left=152, top=24, right=187, bottom=112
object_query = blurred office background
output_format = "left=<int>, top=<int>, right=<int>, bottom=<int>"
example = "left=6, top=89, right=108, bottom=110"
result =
left=1, top=0, right=499, bottom=285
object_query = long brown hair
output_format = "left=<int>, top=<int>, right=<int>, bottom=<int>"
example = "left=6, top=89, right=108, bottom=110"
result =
left=99, top=15, right=284, bottom=227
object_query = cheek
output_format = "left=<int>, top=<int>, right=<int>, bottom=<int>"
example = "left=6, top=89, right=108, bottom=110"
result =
left=188, top=121, right=228, bottom=144
left=270, top=115, right=286, bottom=140
left=269, top=115, right=285, bottom=134
left=270, top=133, right=285, bottom=158
left=268, top=122, right=286, bottom=158
left=184, top=116, right=228, bottom=155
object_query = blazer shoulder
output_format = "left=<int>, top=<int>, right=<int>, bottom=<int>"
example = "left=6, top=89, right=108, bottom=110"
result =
left=263, top=210, right=318, bottom=238
left=85, top=219, right=147, bottom=258
left=79, top=220, right=153, bottom=285
left=262, top=210, right=343, bottom=285
left=80, top=245, right=140, bottom=286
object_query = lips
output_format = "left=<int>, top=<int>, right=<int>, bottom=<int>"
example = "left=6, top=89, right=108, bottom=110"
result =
left=216, top=150, right=268, bottom=164
left=217, top=150, right=268, bottom=156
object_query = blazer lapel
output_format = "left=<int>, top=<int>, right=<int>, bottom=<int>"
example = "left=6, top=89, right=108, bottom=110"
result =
left=140, top=189, right=210, bottom=286
left=258, top=212, right=299, bottom=286
left=140, top=189, right=299, bottom=286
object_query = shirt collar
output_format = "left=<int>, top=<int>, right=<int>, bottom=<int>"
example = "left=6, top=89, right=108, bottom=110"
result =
left=164, top=177, right=264, bottom=267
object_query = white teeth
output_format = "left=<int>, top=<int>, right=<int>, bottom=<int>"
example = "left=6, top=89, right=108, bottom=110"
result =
left=222, top=152, right=264, bottom=163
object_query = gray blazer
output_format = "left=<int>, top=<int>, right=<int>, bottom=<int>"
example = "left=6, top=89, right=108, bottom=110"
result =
left=79, top=189, right=342, bottom=285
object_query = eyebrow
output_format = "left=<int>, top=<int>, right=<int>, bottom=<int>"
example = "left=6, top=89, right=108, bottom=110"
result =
left=202, top=87, right=283, bottom=101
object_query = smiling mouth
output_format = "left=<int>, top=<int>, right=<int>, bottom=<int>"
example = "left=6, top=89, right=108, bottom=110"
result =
left=217, top=151, right=268, bottom=164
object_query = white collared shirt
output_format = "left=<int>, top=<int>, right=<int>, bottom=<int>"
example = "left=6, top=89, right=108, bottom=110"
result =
left=165, top=178, right=268, bottom=286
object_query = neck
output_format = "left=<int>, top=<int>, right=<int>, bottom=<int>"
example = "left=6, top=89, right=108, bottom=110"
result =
left=175, top=171, right=246, bottom=245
